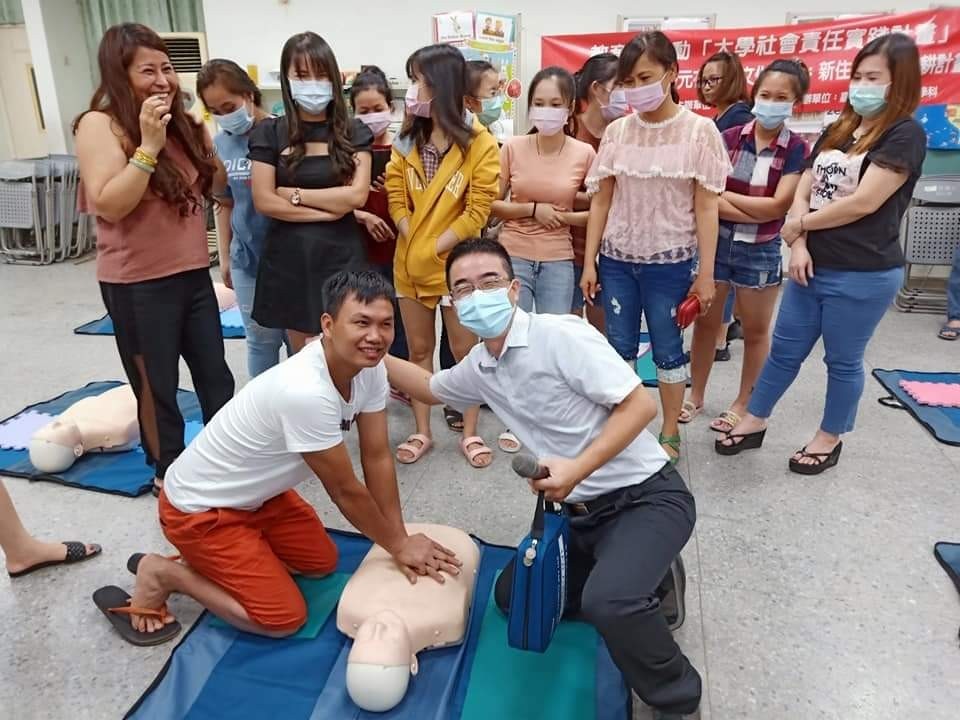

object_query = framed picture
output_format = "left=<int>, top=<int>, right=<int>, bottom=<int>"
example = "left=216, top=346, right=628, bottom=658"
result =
left=433, top=11, right=475, bottom=44
left=475, top=12, right=514, bottom=44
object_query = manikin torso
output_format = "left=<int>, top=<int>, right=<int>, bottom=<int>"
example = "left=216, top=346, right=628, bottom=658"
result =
left=337, top=524, right=480, bottom=712
left=29, top=385, right=139, bottom=472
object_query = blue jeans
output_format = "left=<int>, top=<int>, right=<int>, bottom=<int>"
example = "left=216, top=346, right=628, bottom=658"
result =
left=748, top=267, right=903, bottom=435
left=949, top=244, right=960, bottom=321
left=232, top=265, right=289, bottom=377
left=511, top=257, right=575, bottom=314
left=599, top=255, right=692, bottom=384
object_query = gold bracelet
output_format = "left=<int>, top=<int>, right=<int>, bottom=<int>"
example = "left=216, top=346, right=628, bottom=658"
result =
left=129, top=157, right=155, bottom=174
left=133, top=147, right=158, bottom=168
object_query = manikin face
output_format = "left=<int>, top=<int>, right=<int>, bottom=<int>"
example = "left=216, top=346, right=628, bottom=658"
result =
left=351, top=610, right=415, bottom=667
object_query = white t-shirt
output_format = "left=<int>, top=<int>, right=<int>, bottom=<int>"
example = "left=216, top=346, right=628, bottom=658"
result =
left=429, top=309, right=670, bottom=503
left=164, top=340, right=389, bottom=513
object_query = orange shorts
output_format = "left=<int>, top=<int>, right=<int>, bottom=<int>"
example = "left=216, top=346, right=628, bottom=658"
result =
left=159, top=489, right=338, bottom=632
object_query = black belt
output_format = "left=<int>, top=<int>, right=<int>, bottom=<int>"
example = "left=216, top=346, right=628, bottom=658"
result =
left=563, top=483, right=635, bottom=517
left=562, top=463, right=672, bottom=517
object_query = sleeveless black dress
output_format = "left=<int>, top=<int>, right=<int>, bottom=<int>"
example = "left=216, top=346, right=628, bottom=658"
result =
left=247, top=117, right=373, bottom=334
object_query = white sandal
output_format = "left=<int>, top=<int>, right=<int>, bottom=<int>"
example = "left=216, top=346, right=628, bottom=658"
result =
left=497, top=430, right=521, bottom=454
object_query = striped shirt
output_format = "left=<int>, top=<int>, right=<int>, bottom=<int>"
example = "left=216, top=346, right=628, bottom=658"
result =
left=719, top=120, right=808, bottom=244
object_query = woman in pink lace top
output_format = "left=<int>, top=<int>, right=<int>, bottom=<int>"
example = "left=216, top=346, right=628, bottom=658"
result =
left=580, top=32, right=731, bottom=463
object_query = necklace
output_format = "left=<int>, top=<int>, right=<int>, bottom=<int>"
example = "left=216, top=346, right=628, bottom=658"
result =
left=535, top=133, right=566, bottom=157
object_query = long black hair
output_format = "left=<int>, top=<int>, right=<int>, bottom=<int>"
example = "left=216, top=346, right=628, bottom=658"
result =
left=349, top=65, right=391, bottom=109
left=618, top=31, right=681, bottom=103
left=279, top=32, right=355, bottom=181
left=400, top=44, right=473, bottom=151
left=574, top=52, right=618, bottom=113
left=526, top=66, right=577, bottom=137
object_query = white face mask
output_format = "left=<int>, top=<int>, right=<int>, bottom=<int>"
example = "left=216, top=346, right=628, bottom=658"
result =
left=290, top=79, right=333, bottom=113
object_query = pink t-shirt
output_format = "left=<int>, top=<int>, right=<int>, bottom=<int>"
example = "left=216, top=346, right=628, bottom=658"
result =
left=586, top=108, right=731, bottom=263
left=497, top=134, right=596, bottom=263
left=87, top=139, right=210, bottom=284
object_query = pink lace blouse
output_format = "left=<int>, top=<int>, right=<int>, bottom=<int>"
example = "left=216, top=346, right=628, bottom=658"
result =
left=586, top=107, right=731, bottom=263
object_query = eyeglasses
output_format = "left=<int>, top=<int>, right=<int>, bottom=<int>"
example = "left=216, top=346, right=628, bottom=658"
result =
left=699, top=76, right=724, bottom=89
left=450, top=276, right=510, bottom=301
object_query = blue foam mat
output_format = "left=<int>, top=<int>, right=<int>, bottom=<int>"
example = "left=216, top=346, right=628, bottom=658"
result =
left=74, top=309, right=246, bottom=339
left=872, top=369, right=960, bottom=446
left=0, top=381, right=202, bottom=497
left=126, top=531, right=630, bottom=720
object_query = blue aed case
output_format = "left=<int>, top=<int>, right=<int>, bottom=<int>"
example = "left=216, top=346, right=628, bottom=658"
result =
left=507, top=492, right=570, bottom=653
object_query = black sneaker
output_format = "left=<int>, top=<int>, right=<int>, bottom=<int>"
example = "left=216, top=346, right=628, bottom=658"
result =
left=658, top=555, right=686, bottom=631
left=726, top=318, right=743, bottom=342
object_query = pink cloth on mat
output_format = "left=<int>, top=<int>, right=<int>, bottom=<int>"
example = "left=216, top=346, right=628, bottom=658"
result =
left=898, top=380, right=960, bottom=408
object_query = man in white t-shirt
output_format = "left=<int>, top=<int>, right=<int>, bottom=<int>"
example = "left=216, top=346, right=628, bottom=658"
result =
left=385, top=239, right=702, bottom=720
left=93, top=272, right=460, bottom=646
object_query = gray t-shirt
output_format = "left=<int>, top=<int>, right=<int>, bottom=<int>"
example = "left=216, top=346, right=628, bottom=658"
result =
left=214, top=127, right=272, bottom=275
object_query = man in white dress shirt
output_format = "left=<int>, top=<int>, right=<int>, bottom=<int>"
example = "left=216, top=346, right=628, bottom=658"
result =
left=385, top=238, right=701, bottom=720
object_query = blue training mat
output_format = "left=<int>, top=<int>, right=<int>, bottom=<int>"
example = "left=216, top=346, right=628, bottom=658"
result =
left=125, top=530, right=630, bottom=720
left=872, top=369, right=960, bottom=446
left=74, top=309, right=246, bottom=339
left=0, top=381, right=202, bottom=497
left=934, top=542, right=960, bottom=642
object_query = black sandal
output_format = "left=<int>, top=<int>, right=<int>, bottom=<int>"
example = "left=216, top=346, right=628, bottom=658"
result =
left=443, top=406, right=464, bottom=432
left=715, top=429, right=766, bottom=456
left=789, top=442, right=843, bottom=475
left=7, top=541, right=102, bottom=578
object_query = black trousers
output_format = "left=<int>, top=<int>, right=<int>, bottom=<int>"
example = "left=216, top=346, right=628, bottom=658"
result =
left=100, top=268, right=234, bottom=479
left=495, top=464, right=701, bottom=716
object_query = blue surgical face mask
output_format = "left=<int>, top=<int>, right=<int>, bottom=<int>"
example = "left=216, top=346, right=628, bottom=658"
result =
left=848, top=83, right=889, bottom=118
left=290, top=79, right=334, bottom=114
left=752, top=100, right=793, bottom=130
left=216, top=104, right=254, bottom=135
left=477, top=95, right=504, bottom=127
left=454, top=287, right=514, bottom=339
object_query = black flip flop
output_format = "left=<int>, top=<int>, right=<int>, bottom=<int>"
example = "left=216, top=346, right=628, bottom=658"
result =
left=715, top=429, right=766, bottom=456
left=443, top=406, right=464, bottom=432
left=789, top=442, right=843, bottom=475
left=92, top=585, right=181, bottom=646
left=7, top=541, right=102, bottom=579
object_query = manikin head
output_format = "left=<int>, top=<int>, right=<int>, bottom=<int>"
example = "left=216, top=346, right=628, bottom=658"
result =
left=346, top=610, right=418, bottom=712
left=29, top=419, right=84, bottom=473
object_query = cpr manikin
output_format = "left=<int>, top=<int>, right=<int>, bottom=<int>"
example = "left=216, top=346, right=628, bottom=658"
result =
left=337, top=524, right=480, bottom=712
left=29, top=385, right=139, bottom=473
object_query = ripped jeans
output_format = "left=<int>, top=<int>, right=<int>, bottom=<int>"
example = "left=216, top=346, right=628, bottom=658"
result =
left=599, top=255, right=692, bottom=384
left=233, top=265, right=289, bottom=378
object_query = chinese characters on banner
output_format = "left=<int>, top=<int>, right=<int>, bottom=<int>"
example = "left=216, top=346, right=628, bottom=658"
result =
left=541, top=8, right=960, bottom=112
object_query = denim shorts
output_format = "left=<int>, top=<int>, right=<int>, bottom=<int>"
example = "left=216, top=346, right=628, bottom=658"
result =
left=598, top=255, right=692, bottom=384
left=713, top=235, right=783, bottom=289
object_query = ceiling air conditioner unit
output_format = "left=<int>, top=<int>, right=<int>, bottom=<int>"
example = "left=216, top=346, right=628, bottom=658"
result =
left=158, top=32, right=212, bottom=130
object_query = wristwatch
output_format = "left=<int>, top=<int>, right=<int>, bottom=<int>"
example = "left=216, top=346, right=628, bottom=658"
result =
left=290, top=187, right=302, bottom=206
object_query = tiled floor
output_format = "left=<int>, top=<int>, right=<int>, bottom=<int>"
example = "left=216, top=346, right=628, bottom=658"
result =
left=1, top=260, right=959, bottom=719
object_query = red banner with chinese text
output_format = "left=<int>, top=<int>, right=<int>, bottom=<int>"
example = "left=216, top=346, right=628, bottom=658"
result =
left=541, top=9, right=960, bottom=112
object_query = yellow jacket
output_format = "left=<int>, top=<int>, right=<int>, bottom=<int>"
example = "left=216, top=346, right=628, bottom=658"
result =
left=386, top=116, right=500, bottom=302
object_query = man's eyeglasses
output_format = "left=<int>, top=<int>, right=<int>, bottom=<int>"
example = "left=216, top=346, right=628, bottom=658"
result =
left=699, top=76, right=724, bottom=89
left=450, top=276, right=510, bottom=302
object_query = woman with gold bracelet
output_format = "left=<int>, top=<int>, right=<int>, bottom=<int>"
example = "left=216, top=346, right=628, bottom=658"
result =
left=75, top=23, right=234, bottom=496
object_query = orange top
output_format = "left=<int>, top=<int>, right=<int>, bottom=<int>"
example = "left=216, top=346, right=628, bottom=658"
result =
left=89, top=140, right=210, bottom=284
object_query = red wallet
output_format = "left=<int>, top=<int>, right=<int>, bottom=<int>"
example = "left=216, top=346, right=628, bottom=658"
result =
left=676, top=295, right=701, bottom=329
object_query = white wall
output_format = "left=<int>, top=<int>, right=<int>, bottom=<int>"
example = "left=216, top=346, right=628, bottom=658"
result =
left=21, top=0, right=93, bottom=154
left=202, top=0, right=934, bottom=90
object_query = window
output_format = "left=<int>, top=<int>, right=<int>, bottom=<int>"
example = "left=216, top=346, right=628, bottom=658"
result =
left=617, top=15, right=716, bottom=33
left=785, top=11, right=889, bottom=25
